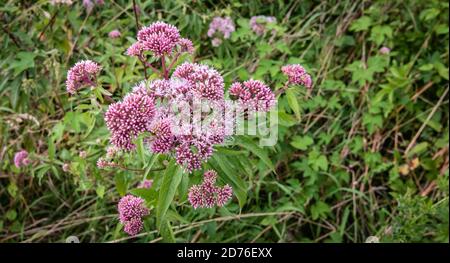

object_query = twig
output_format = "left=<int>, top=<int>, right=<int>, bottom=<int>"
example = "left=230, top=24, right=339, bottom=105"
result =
left=404, top=86, right=449, bottom=156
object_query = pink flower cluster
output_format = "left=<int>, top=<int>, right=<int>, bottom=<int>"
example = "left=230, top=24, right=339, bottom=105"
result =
left=104, top=93, right=155, bottom=151
left=380, top=46, right=391, bottom=55
left=118, top=195, right=149, bottom=236
left=126, top=21, right=194, bottom=58
left=250, top=15, right=277, bottom=36
left=207, top=17, right=235, bottom=46
left=173, top=62, right=224, bottom=101
left=188, top=170, right=233, bottom=209
left=281, top=64, right=312, bottom=88
left=83, top=0, right=104, bottom=13
left=108, top=30, right=121, bottom=39
left=138, top=179, right=153, bottom=189
left=65, top=60, right=101, bottom=94
left=101, top=22, right=275, bottom=174
left=229, top=80, right=276, bottom=112
left=14, top=150, right=30, bottom=168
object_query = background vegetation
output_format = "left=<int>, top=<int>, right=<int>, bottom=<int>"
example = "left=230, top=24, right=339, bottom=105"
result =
left=0, top=0, right=448, bottom=243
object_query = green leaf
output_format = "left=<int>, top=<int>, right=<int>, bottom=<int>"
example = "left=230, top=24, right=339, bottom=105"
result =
left=96, top=185, right=105, bottom=199
left=408, top=142, right=429, bottom=157
left=156, top=160, right=183, bottom=229
left=114, top=173, right=127, bottom=196
left=9, top=52, right=37, bottom=76
left=291, top=135, right=314, bottom=151
left=350, top=16, right=372, bottom=32
left=308, top=150, right=329, bottom=172
left=159, top=220, right=176, bottom=243
left=235, top=136, right=275, bottom=172
left=311, top=201, right=331, bottom=220
left=286, top=88, right=301, bottom=120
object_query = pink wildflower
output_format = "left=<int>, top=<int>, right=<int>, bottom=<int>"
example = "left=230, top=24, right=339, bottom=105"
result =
left=104, top=93, right=155, bottom=151
left=380, top=46, right=391, bottom=55
left=118, top=195, right=149, bottom=236
left=173, top=62, right=224, bottom=101
left=188, top=170, right=233, bottom=209
left=281, top=64, right=312, bottom=88
left=178, top=38, right=195, bottom=54
left=108, top=30, right=121, bottom=39
left=66, top=60, right=101, bottom=94
left=250, top=15, right=277, bottom=36
left=136, top=21, right=180, bottom=56
left=14, top=150, right=30, bottom=168
left=207, top=17, right=235, bottom=40
left=229, top=80, right=276, bottom=112
left=148, top=118, right=175, bottom=154
left=138, top=179, right=153, bottom=189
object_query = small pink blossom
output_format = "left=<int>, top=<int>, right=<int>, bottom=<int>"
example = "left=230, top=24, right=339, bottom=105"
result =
left=66, top=60, right=101, bottom=94
left=178, top=38, right=195, bottom=54
left=281, top=64, right=312, bottom=88
left=104, top=92, right=155, bottom=151
left=14, top=150, right=30, bottom=168
left=188, top=170, right=233, bottom=209
left=250, top=16, right=277, bottom=36
left=229, top=80, right=276, bottom=112
left=108, top=30, right=121, bottom=39
left=136, top=21, right=180, bottom=56
left=118, top=195, right=149, bottom=236
left=380, top=46, right=391, bottom=55
left=139, top=179, right=153, bottom=189
left=208, top=17, right=235, bottom=40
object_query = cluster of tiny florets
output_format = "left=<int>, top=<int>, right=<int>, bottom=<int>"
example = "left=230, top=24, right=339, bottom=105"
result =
left=173, top=62, right=224, bottom=101
left=14, top=150, right=30, bottom=168
left=108, top=30, right=121, bottom=39
left=207, top=17, right=235, bottom=46
left=136, top=21, right=181, bottom=57
left=66, top=60, right=101, bottom=94
left=250, top=15, right=277, bottom=36
left=118, top=195, right=149, bottom=236
left=138, top=179, right=153, bottom=189
left=83, top=0, right=104, bottom=13
left=281, top=64, right=312, bottom=88
left=104, top=93, right=155, bottom=151
left=229, top=79, right=276, bottom=112
left=188, top=170, right=233, bottom=209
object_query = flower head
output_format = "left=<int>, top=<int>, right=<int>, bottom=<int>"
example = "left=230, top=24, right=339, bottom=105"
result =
left=380, top=46, right=391, bottom=55
left=136, top=21, right=180, bottom=56
left=175, top=137, right=214, bottom=172
left=178, top=38, right=195, bottom=54
left=208, top=17, right=235, bottom=40
left=123, top=217, right=144, bottom=236
left=250, top=15, right=277, bottom=36
left=188, top=170, right=233, bottom=209
left=14, top=150, right=30, bottom=168
left=104, top=92, right=155, bottom=151
left=173, top=62, right=224, bottom=101
left=108, top=30, right=121, bottom=39
left=211, top=38, right=222, bottom=47
left=138, top=179, right=153, bottom=189
left=148, top=118, right=175, bottom=154
left=126, top=42, right=144, bottom=57
left=229, top=80, right=276, bottom=112
left=281, top=64, right=312, bottom=88
left=66, top=60, right=101, bottom=94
